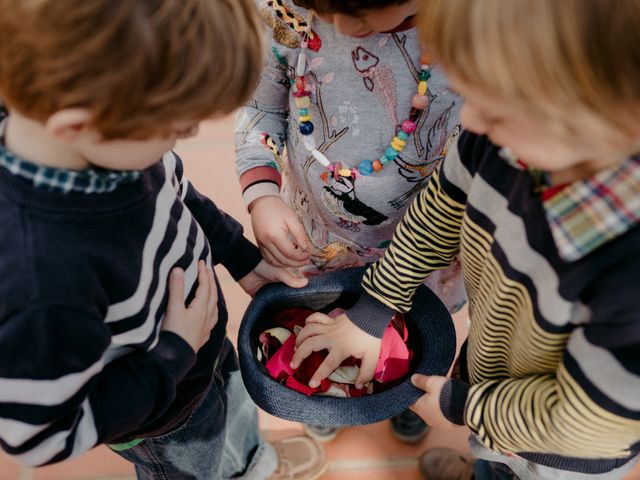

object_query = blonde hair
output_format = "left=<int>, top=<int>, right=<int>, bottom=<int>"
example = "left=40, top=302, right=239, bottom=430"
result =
left=0, top=0, right=263, bottom=139
left=419, top=0, right=640, bottom=139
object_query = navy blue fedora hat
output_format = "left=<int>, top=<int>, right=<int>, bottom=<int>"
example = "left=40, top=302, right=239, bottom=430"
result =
left=238, top=266, right=456, bottom=427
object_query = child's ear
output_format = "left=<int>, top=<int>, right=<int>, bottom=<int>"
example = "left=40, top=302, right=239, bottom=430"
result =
left=45, top=109, right=93, bottom=143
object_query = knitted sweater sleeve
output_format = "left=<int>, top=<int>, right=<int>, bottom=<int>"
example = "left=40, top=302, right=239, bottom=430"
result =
left=234, top=4, right=291, bottom=208
left=347, top=136, right=472, bottom=337
left=0, top=302, right=196, bottom=466
left=172, top=153, right=262, bottom=280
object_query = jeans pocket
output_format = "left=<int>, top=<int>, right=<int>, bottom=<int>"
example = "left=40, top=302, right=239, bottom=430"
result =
left=147, top=387, right=212, bottom=442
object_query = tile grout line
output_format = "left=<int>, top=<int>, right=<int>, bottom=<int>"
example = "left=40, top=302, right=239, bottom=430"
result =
left=17, top=468, right=33, bottom=480
left=327, top=456, right=419, bottom=472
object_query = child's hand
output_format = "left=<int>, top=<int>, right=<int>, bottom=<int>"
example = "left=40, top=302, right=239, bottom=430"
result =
left=249, top=196, right=310, bottom=268
left=161, top=260, right=218, bottom=353
left=291, top=312, right=382, bottom=389
left=238, top=259, right=308, bottom=297
left=410, top=375, right=458, bottom=429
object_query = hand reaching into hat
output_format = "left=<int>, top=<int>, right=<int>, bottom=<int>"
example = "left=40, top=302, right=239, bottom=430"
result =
left=290, top=312, right=382, bottom=389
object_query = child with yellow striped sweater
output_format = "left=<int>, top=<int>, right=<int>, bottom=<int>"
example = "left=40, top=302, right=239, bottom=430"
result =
left=291, top=0, right=640, bottom=478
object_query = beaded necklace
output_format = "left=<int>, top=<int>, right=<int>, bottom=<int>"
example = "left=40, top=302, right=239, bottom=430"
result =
left=293, top=16, right=432, bottom=181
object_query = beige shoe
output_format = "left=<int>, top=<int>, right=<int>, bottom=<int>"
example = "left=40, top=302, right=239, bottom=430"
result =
left=269, top=435, right=327, bottom=480
left=419, top=448, right=474, bottom=480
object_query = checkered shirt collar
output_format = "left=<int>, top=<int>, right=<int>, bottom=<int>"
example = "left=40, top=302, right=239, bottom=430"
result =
left=0, top=118, right=140, bottom=194
left=542, top=155, right=640, bottom=262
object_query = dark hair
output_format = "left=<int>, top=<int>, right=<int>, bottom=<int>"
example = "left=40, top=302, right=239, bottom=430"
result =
left=292, top=0, right=409, bottom=15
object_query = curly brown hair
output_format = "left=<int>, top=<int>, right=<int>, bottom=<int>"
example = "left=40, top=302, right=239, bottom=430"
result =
left=0, top=0, right=263, bottom=140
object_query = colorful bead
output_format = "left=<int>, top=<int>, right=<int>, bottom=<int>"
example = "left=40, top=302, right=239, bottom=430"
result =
left=296, top=52, right=307, bottom=77
left=391, top=141, right=405, bottom=152
left=401, top=120, right=417, bottom=134
left=292, top=90, right=310, bottom=98
left=299, top=121, right=314, bottom=135
left=379, top=155, right=391, bottom=165
left=302, top=135, right=316, bottom=150
left=338, top=168, right=352, bottom=177
left=299, top=114, right=312, bottom=122
left=294, top=96, right=311, bottom=108
left=409, top=108, right=421, bottom=122
left=411, top=94, right=430, bottom=110
left=419, top=70, right=431, bottom=82
left=298, top=108, right=309, bottom=116
left=312, top=149, right=330, bottom=167
left=392, top=136, right=407, bottom=148
left=295, top=76, right=306, bottom=92
left=418, top=81, right=428, bottom=96
left=372, top=160, right=383, bottom=171
left=397, top=131, right=409, bottom=141
left=385, top=146, right=400, bottom=159
left=332, top=162, right=343, bottom=179
left=359, top=160, right=373, bottom=175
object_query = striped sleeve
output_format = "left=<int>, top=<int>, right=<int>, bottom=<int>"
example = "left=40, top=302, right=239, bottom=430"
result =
left=0, top=304, right=196, bottom=467
left=464, top=270, right=640, bottom=458
left=172, top=153, right=262, bottom=281
left=234, top=12, right=291, bottom=208
left=362, top=142, right=470, bottom=313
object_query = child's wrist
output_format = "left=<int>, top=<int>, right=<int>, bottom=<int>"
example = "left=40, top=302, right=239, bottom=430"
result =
left=439, top=378, right=470, bottom=426
left=346, top=293, right=397, bottom=338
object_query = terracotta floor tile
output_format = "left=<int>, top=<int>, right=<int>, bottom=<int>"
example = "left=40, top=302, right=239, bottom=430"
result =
left=0, top=454, right=20, bottom=480
left=321, top=467, right=422, bottom=480
left=30, top=447, right=133, bottom=480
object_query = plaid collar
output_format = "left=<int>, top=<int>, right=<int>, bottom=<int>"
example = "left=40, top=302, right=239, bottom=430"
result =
left=541, top=156, right=640, bottom=262
left=0, top=119, right=140, bottom=194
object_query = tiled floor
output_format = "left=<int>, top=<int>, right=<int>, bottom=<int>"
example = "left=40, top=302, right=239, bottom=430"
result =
left=2, top=117, right=639, bottom=480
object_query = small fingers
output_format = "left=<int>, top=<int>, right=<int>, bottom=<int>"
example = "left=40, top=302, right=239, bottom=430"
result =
left=206, top=268, right=218, bottom=328
left=275, top=268, right=309, bottom=289
left=304, top=312, right=334, bottom=326
left=189, top=260, right=210, bottom=309
left=259, top=245, right=290, bottom=268
left=309, top=352, right=343, bottom=388
left=271, top=231, right=309, bottom=264
left=411, top=374, right=430, bottom=393
left=290, top=335, right=329, bottom=369
left=295, top=323, right=329, bottom=347
left=166, top=268, right=185, bottom=316
left=355, top=354, right=378, bottom=389
left=285, top=217, right=310, bottom=253
left=264, top=240, right=304, bottom=267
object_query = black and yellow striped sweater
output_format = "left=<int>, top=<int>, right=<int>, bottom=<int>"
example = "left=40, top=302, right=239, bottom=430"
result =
left=349, top=132, right=640, bottom=474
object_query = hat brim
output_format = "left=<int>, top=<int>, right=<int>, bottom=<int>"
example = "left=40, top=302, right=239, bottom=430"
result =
left=238, top=267, right=456, bottom=427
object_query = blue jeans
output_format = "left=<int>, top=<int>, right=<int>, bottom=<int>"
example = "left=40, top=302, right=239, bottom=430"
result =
left=114, top=366, right=277, bottom=479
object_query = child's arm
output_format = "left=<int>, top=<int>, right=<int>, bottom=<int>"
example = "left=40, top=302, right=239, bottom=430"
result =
left=172, top=153, right=306, bottom=292
left=292, top=136, right=472, bottom=386
left=234, top=26, right=310, bottom=267
left=0, top=262, right=215, bottom=466
left=427, top=270, right=640, bottom=459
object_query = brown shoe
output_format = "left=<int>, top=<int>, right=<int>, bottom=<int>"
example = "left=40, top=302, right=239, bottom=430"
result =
left=269, top=435, right=327, bottom=480
left=419, top=448, right=474, bottom=480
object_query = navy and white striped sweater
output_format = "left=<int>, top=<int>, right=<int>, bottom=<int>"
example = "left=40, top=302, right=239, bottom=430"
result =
left=0, top=148, right=261, bottom=466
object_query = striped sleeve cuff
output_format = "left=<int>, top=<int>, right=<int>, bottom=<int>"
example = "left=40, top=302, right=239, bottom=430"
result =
left=239, top=167, right=282, bottom=207
left=439, top=379, right=471, bottom=425
left=152, top=331, right=198, bottom=383
left=346, top=293, right=397, bottom=339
